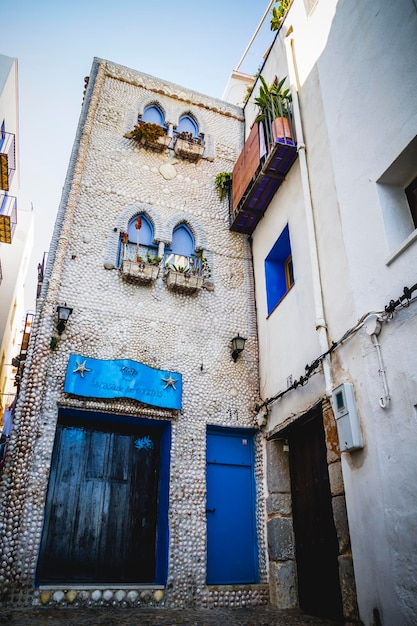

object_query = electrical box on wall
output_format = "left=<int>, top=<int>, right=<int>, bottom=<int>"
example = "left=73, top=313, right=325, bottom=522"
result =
left=332, top=383, right=363, bottom=452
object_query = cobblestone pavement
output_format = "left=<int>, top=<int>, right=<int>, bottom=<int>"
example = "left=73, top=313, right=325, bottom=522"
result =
left=0, top=607, right=341, bottom=626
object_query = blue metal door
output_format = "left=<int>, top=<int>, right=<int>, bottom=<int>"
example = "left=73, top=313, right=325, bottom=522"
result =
left=206, top=428, right=258, bottom=584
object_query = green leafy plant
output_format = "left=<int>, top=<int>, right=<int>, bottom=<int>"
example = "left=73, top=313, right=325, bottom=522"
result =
left=130, top=122, right=166, bottom=143
left=165, top=263, right=191, bottom=277
left=135, top=253, right=162, bottom=266
left=195, top=250, right=212, bottom=279
left=50, top=336, right=59, bottom=351
left=145, top=253, right=162, bottom=266
left=165, top=252, right=211, bottom=279
left=215, top=172, right=232, bottom=201
left=254, top=75, right=291, bottom=123
left=271, top=0, right=291, bottom=31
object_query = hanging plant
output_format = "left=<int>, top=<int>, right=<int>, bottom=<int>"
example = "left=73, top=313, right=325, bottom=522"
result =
left=130, top=122, right=166, bottom=143
left=215, top=172, right=232, bottom=201
left=270, top=0, right=291, bottom=31
left=50, top=337, right=59, bottom=351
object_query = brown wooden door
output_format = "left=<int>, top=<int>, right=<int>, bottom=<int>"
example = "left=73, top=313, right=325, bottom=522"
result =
left=37, top=417, right=161, bottom=584
left=288, top=406, right=343, bottom=621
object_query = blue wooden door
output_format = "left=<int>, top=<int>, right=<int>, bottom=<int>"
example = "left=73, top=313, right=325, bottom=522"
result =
left=206, top=428, right=258, bottom=584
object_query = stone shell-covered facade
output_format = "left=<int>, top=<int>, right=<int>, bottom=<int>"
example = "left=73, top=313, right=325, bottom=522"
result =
left=0, top=59, right=268, bottom=610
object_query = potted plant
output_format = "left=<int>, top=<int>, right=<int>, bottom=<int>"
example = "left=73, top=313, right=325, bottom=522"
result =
left=215, top=172, right=232, bottom=201
left=165, top=252, right=210, bottom=293
left=121, top=252, right=162, bottom=284
left=173, top=131, right=205, bottom=161
left=125, top=122, right=171, bottom=151
left=254, top=75, right=292, bottom=144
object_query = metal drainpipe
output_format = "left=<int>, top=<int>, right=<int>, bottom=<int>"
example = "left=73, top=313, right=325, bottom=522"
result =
left=285, top=33, right=334, bottom=397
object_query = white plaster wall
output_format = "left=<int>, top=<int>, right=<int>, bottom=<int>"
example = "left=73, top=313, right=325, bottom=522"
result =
left=313, top=2, right=417, bottom=623
left=0, top=56, right=33, bottom=411
left=252, top=0, right=417, bottom=623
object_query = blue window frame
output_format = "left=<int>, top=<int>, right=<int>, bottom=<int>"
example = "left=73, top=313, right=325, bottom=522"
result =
left=164, top=224, right=196, bottom=271
left=177, top=115, right=198, bottom=137
left=265, top=224, right=294, bottom=315
left=176, top=114, right=201, bottom=141
left=141, top=105, right=166, bottom=129
left=121, top=214, right=158, bottom=263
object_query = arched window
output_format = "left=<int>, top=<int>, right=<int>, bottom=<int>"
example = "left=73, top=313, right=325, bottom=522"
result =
left=175, top=114, right=203, bottom=144
left=165, top=224, right=196, bottom=272
left=120, top=214, right=158, bottom=264
left=140, top=104, right=166, bottom=128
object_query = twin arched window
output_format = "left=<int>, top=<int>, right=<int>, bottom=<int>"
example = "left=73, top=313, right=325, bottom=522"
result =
left=121, top=218, right=197, bottom=270
left=140, top=105, right=201, bottom=142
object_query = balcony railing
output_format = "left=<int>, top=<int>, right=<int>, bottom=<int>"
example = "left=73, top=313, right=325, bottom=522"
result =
left=119, top=242, right=161, bottom=284
left=230, top=108, right=298, bottom=234
left=0, top=192, right=17, bottom=244
left=0, top=131, right=16, bottom=191
left=37, top=251, right=48, bottom=298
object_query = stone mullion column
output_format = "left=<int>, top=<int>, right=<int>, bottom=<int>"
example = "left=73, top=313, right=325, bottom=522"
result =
left=0, top=60, right=107, bottom=604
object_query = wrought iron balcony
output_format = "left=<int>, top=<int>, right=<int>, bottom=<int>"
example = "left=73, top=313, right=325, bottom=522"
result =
left=0, top=192, right=17, bottom=244
left=0, top=131, right=16, bottom=191
left=230, top=113, right=297, bottom=234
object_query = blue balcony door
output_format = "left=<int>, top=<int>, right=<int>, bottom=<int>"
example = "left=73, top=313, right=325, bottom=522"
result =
left=206, top=428, right=258, bottom=584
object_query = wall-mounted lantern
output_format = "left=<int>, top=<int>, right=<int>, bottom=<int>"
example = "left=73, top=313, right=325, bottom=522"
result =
left=231, top=334, right=246, bottom=362
left=56, top=304, right=73, bottom=335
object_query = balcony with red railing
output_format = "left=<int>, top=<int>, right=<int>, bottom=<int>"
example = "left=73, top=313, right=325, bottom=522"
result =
left=230, top=105, right=297, bottom=235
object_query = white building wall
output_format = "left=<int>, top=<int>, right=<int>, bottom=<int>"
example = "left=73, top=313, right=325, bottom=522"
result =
left=313, top=2, right=417, bottom=624
left=0, top=55, right=33, bottom=414
left=247, top=0, right=417, bottom=623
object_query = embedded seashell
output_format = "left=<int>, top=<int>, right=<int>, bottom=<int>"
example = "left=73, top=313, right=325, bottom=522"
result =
left=40, top=591, right=51, bottom=605
left=153, top=589, right=164, bottom=602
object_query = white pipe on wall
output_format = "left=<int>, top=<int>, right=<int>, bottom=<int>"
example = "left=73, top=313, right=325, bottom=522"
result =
left=284, top=33, right=334, bottom=396
left=235, top=0, right=275, bottom=72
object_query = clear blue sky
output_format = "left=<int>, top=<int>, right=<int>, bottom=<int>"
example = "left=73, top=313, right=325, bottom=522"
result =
left=2, top=0, right=276, bottom=308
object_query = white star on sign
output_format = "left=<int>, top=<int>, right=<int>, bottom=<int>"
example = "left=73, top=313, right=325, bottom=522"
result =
left=73, top=359, right=91, bottom=378
left=161, top=374, right=179, bottom=390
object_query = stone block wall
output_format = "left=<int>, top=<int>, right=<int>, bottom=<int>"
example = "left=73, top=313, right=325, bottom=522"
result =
left=265, top=439, right=297, bottom=609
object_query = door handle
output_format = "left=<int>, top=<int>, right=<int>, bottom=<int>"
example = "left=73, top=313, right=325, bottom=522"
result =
left=206, top=508, right=216, bottom=513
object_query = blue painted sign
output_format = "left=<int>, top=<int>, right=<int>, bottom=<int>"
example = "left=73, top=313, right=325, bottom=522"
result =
left=64, top=354, right=182, bottom=410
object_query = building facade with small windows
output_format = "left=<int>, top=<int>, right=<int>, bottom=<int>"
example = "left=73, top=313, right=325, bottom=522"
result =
left=0, top=54, right=34, bottom=420
left=0, top=59, right=268, bottom=610
left=2, top=2, right=417, bottom=623
left=225, top=0, right=417, bottom=624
